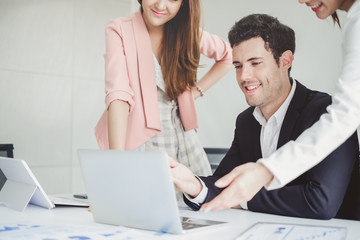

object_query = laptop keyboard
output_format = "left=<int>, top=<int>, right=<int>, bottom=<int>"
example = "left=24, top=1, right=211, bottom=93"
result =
left=181, top=217, right=224, bottom=230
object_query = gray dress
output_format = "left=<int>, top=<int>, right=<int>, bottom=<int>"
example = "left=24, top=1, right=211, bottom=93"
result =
left=137, top=56, right=212, bottom=200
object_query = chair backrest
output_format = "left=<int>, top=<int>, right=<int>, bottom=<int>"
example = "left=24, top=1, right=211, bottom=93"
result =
left=0, top=144, right=14, bottom=158
left=204, top=148, right=228, bottom=173
left=0, top=144, right=14, bottom=192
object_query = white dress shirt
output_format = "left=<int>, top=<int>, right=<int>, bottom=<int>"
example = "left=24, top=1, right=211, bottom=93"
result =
left=185, top=81, right=297, bottom=208
left=254, top=80, right=296, bottom=159
left=258, top=0, right=360, bottom=190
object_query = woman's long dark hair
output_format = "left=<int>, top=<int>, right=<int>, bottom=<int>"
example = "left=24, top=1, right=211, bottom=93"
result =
left=138, top=0, right=201, bottom=100
left=332, top=12, right=341, bottom=27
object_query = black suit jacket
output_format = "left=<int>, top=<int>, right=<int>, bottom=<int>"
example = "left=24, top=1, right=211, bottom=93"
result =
left=185, top=80, right=360, bottom=220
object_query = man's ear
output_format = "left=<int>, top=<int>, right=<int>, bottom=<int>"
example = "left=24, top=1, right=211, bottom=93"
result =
left=280, top=50, right=293, bottom=71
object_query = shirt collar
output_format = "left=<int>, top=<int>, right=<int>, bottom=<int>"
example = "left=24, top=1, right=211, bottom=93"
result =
left=253, top=79, right=297, bottom=127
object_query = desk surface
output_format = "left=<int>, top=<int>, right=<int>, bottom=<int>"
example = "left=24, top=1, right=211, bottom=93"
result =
left=1, top=204, right=359, bottom=239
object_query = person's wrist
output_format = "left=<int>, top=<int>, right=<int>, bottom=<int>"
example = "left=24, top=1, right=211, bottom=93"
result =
left=257, top=162, right=274, bottom=185
left=188, top=176, right=203, bottom=198
left=195, top=85, right=204, bottom=97
left=191, top=86, right=202, bottom=99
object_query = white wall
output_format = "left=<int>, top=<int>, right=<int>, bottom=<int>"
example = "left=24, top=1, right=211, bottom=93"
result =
left=0, top=0, right=345, bottom=194
left=0, top=0, right=134, bottom=194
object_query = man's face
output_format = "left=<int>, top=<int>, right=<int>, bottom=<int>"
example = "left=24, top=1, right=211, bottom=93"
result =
left=232, top=37, right=291, bottom=116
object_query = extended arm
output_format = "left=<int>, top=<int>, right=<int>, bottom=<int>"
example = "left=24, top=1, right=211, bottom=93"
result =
left=107, top=100, right=129, bottom=150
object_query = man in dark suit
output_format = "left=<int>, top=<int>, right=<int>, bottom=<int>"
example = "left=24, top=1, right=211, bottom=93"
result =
left=170, top=14, right=360, bottom=220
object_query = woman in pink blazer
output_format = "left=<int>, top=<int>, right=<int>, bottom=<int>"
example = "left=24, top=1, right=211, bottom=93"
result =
left=95, top=0, right=232, bottom=182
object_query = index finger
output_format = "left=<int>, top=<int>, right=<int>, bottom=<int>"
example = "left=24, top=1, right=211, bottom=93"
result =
left=215, top=167, right=241, bottom=188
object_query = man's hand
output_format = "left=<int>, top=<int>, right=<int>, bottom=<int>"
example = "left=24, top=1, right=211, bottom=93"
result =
left=168, top=157, right=203, bottom=197
left=200, top=162, right=273, bottom=212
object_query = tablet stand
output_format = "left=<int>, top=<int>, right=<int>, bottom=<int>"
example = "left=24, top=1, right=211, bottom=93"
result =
left=0, top=157, right=54, bottom=211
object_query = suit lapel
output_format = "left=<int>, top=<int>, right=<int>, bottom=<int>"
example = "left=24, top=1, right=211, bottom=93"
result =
left=277, top=80, right=307, bottom=149
left=247, top=113, right=263, bottom=160
left=253, top=122, right=262, bottom=160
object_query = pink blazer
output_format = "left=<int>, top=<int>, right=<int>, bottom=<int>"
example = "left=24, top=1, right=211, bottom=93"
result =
left=95, top=10, right=232, bottom=150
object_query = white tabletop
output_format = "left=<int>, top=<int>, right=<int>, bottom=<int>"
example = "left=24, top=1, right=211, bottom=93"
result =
left=1, top=204, right=359, bottom=239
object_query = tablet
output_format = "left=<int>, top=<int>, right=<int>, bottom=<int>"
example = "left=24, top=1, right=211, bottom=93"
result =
left=0, top=157, right=54, bottom=211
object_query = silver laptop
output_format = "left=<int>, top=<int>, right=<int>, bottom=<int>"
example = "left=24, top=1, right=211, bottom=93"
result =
left=77, top=149, right=226, bottom=234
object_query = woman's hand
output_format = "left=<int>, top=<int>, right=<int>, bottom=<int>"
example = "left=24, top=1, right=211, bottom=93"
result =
left=200, top=162, right=273, bottom=212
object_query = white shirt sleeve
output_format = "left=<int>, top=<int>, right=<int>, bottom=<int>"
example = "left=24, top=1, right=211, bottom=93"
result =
left=183, top=176, right=208, bottom=204
left=258, top=2, right=360, bottom=190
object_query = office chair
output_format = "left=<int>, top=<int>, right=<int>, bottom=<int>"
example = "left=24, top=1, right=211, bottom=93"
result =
left=0, top=144, right=14, bottom=158
left=204, top=148, right=228, bottom=173
left=0, top=144, right=14, bottom=191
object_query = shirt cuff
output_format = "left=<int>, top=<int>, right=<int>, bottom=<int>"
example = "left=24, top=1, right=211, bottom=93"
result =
left=240, top=202, right=248, bottom=210
left=183, top=176, right=208, bottom=205
left=265, top=177, right=282, bottom=190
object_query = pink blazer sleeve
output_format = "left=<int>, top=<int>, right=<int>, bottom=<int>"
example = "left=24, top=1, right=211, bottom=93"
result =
left=200, top=29, right=232, bottom=64
left=104, top=19, right=135, bottom=111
